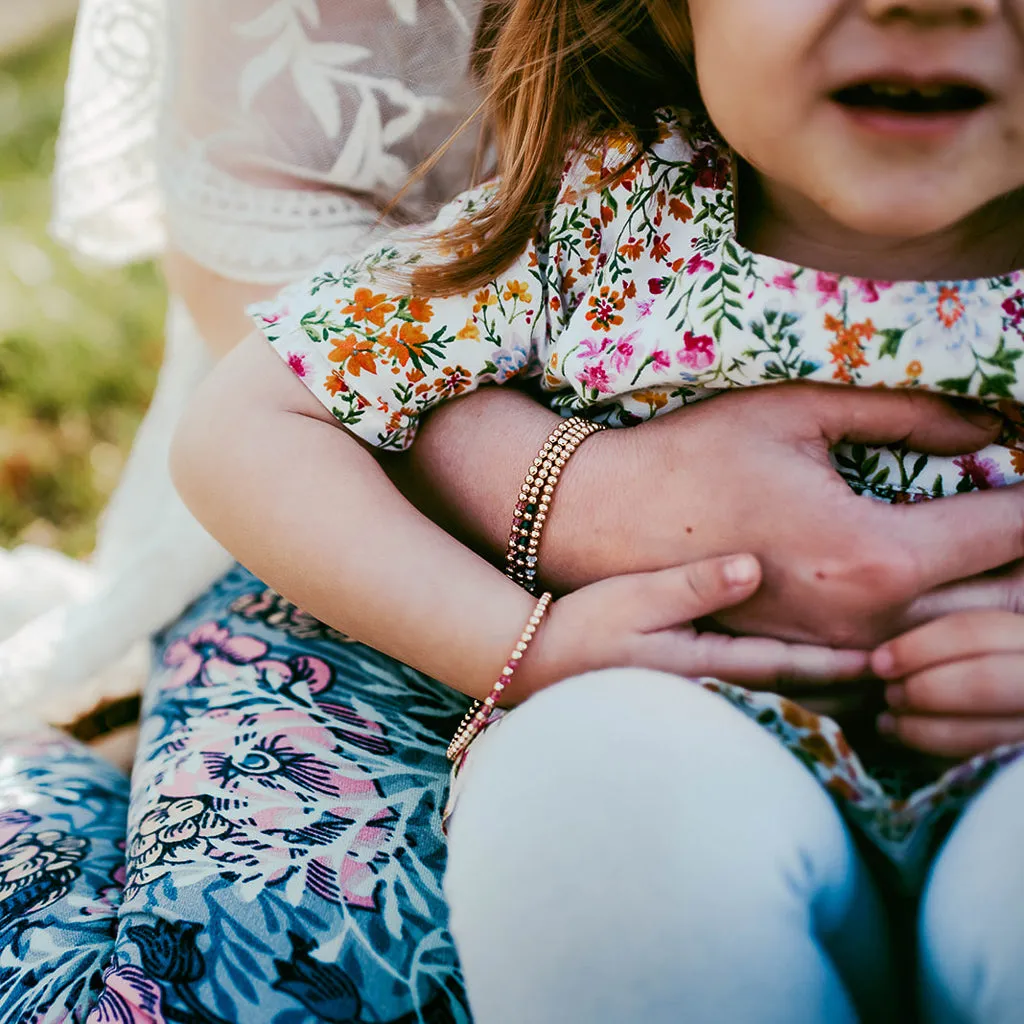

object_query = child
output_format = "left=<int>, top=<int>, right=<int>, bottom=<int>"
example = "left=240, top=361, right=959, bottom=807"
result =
left=175, top=0, right=1024, bottom=1019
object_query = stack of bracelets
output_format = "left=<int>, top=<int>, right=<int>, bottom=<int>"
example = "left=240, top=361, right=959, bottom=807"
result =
left=447, top=416, right=607, bottom=763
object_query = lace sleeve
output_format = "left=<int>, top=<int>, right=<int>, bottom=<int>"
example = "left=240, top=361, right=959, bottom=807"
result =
left=52, top=0, right=486, bottom=281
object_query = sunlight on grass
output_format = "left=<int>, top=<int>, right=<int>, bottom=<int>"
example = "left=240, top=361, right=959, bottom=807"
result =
left=0, top=26, right=165, bottom=556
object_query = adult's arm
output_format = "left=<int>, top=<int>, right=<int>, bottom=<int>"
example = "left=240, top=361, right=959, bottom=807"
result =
left=397, top=383, right=1024, bottom=648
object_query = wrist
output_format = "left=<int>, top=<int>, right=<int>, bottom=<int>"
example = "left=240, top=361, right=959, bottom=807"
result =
left=537, top=414, right=695, bottom=588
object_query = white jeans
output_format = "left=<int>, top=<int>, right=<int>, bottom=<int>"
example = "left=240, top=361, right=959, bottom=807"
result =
left=444, top=670, right=1024, bottom=1024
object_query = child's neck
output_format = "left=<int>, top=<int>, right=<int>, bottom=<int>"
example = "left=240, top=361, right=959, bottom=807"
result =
left=738, top=170, right=1024, bottom=282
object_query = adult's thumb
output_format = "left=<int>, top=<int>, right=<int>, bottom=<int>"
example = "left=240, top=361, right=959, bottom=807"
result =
left=816, top=388, right=1002, bottom=456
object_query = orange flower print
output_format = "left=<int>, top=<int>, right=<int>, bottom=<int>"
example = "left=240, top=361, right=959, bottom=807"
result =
left=668, top=197, right=693, bottom=222
left=503, top=280, right=533, bottom=304
left=651, top=235, right=672, bottom=263
left=585, top=286, right=625, bottom=331
left=380, top=322, right=428, bottom=367
left=618, top=237, right=644, bottom=261
left=434, top=365, right=473, bottom=398
left=342, top=288, right=396, bottom=328
left=633, top=388, right=669, bottom=413
left=473, top=289, right=497, bottom=313
left=325, top=369, right=349, bottom=396
left=457, top=320, right=481, bottom=341
left=581, top=223, right=602, bottom=256
left=824, top=314, right=874, bottom=384
left=583, top=153, right=606, bottom=188
left=898, top=359, right=924, bottom=388
left=1011, top=447, right=1024, bottom=476
left=407, top=297, right=434, bottom=323
left=936, top=285, right=966, bottom=328
left=328, top=334, right=378, bottom=377
left=407, top=368, right=427, bottom=384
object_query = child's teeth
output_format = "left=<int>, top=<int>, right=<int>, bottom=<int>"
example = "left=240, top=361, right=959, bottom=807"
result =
left=875, top=84, right=912, bottom=97
left=918, top=86, right=944, bottom=99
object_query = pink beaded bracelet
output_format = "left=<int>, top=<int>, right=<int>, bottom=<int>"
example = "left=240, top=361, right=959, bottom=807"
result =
left=446, top=591, right=553, bottom=763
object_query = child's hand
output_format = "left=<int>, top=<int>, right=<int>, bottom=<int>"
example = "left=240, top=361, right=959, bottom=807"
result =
left=872, top=611, right=1024, bottom=758
left=517, top=554, right=870, bottom=700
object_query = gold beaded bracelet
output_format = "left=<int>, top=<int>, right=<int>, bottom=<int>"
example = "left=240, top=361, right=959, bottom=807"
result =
left=505, top=417, right=606, bottom=594
left=447, top=591, right=553, bottom=763
left=448, top=419, right=603, bottom=762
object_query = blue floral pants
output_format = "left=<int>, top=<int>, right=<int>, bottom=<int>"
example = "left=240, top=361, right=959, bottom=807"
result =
left=0, top=565, right=472, bottom=1023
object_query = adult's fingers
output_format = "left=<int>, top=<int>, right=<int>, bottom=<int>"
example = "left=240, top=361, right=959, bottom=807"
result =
left=873, top=610, right=1024, bottom=679
left=626, top=556, right=763, bottom=631
left=879, top=712, right=1024, bottom=759
left=885, top=653, right=1024, bottom=715
left=801, top=385, right=1002, bottom=454
left=638, top=631, right=870, bottom=687
left=892, top=486, right=1024, bottom=591
left=899, top=573, right=1024, bottom=629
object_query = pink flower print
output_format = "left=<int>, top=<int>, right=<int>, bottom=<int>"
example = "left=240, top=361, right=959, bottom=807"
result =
left=648, top=277, right=667, bottom=295
left=677, top=331, right=716, bottom=371
left=686, top=253, right=714, bottom=276
left=577, top=335, right=610, bottom=359
left=954, top=453, right=1005, bottom=490
left=855, top=278, right=892, bottom=303
left=154, top=705, right=393, bottom=911
left=163, top=623, right=269, bottom=689
left=87, top=965, right=167, bottom=1024
left=0, top=809, right=36, bottom=849
left=577, top=362, right=615, bottom=394
left=286, top=352, right=309, bottom=377
left=318, top=701, right=392, bottom=757
left=651, top=349, right=671, bottom=373
left=260, top=313, right=281, bottom=326
left=609, top=333, right=640, bottom=375
left=637, top=299, right=655, bottom=318
left=772, top=273, right=798, bottom=293
left=1004, top=291, right=1024, bottom=330
left=815, top=272, right=842, bottom=305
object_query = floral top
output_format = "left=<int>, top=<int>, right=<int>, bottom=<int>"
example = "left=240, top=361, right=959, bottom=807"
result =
left=251, top=112, right=1024, bottom=502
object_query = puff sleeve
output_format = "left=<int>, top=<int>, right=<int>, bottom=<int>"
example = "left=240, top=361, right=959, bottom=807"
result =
left=249, top=184, right=550, bottom=450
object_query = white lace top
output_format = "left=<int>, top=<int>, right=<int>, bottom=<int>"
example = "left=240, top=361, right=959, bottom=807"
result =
left=52, top=0, right=485, bottom=279
left=0, top=0, right=485, bottom=725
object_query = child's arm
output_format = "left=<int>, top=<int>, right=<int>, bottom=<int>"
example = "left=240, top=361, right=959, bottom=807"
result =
left=172, top=334, right=870, bottom=699
left=873, top=611, right=1024, bottom=759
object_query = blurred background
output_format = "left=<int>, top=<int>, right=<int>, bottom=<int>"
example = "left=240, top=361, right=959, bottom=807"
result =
left=0, top=2, right=163, bottom=558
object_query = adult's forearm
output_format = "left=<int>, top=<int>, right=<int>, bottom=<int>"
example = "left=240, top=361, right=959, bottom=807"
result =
left=398, top=387, right=695, bottom=590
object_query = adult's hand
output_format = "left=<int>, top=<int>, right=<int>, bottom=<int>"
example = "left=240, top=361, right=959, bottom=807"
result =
left=400, top=383, right=1024, bottom=650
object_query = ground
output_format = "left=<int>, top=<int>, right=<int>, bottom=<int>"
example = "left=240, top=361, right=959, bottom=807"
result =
left=0, top=23, right=165, bottom=556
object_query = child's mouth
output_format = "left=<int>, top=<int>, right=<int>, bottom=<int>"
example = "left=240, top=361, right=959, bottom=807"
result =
left=832, top=81, right=989, bottom=115
left=830, top=80, right=990, bottom=137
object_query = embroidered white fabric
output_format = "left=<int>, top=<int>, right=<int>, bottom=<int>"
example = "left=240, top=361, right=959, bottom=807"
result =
left=0, top=0, right=484, bottom=720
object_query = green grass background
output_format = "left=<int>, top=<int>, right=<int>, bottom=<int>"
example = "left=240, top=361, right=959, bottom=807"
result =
left=0, top=25, right=164, bottom=556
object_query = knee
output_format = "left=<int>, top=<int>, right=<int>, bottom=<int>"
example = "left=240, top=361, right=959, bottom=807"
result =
left=447, top=668, right=851, bottom=901
left=919, top=758, right=1024, bottom=1024
left=455, top=667, right=829, bottom=813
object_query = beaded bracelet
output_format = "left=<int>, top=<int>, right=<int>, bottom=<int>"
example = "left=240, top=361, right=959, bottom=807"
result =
left=446, top=591, right=553, bottom=763
left=505, top=417, right=606, bottom=594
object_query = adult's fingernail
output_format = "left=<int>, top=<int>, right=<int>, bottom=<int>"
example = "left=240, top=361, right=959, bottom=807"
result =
left=955, top=402, right=1002, bottom=430
left=724, top=555, right=758, bottom=587
left=885, top=684, right=906, bottom=709
left=877, top=713, right=897, bottom=737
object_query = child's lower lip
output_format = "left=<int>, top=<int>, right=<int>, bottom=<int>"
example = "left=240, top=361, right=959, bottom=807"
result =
left=834, top=103, right=984, bottom=140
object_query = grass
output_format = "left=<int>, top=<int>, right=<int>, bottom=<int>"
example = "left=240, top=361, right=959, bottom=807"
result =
left=0, top=25, right=165, bottom=557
